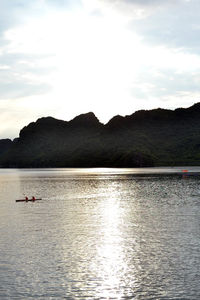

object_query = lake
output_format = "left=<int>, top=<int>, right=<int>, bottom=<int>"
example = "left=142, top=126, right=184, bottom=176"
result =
left=0, top=167, right=200, bottom=299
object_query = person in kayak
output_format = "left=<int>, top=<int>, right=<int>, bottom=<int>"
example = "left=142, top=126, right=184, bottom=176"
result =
left=25, top=196, right=28, bottom=202
left=32, top=196, right=36, bottom=201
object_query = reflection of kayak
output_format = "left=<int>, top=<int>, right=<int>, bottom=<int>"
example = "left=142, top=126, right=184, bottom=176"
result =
left=16, top=198, right=42, bottom=202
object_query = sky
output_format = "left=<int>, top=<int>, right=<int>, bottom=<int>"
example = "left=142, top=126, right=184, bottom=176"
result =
left=1, top=0, right=200, bottom=138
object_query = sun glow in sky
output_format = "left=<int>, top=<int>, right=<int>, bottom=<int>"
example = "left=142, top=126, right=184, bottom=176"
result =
left=1, top=0, right=200, bottom=138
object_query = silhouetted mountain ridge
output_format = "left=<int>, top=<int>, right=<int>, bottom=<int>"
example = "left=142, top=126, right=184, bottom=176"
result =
left=69, top=112, right=102, bottom=127
left=1, top=103, right=200, bottom=167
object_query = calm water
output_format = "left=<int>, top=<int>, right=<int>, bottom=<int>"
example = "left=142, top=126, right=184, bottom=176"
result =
left=0, top=167, right=200, bottom=299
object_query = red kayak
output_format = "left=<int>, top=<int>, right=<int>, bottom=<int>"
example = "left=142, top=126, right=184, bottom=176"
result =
left=16, top=198, right=42, bottom=202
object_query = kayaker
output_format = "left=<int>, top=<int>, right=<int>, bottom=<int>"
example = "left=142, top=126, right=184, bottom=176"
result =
left=25, top=196, right=28, bottom=202
left=32, top=196, right=36, bottom=201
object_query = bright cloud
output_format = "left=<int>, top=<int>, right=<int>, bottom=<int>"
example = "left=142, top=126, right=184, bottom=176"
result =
left=0, top=0, right=200, bottom=138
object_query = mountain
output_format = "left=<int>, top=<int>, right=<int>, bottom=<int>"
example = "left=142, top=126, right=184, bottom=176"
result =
left=0, top=139, right=13, bottom=156
left=1, top=103, right=200, bottom=167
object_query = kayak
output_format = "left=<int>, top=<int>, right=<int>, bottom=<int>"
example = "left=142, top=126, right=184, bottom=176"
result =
left=16, top=198, right=42, bottom=202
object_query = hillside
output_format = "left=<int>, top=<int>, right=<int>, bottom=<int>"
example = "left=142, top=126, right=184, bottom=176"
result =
left=1, top=103, right=200, bottom=167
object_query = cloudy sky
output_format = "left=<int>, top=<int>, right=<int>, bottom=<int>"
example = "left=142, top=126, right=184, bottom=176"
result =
left=1, top=0, right=200, bottom=138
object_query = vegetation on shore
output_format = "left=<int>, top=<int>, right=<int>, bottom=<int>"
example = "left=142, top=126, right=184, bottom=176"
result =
left=1, top=103, right=200, bottom=167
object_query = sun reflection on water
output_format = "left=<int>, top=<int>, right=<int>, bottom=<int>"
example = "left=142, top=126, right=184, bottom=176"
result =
left=55, top=174, right=139, bottom=298
left=90, top=183, right=136, bottom=299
